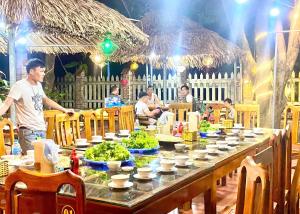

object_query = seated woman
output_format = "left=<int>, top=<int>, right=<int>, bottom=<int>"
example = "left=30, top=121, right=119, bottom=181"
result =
left=135, top=92, right=161, bottom=125
left=104, top=85, right=124, bottom=108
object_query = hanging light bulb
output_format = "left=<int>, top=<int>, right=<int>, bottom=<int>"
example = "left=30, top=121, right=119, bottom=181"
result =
left=94, top=54, right=102, bottom=64
left=202, top=56, right=214, bottom=67
left=176, top=66, right=185, bottom=73
left=130, top=62, right=139, bottom=71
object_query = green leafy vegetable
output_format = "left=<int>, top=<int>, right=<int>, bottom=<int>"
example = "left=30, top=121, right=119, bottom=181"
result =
left=122, top=131, right=159, bottom=149
left=84, top=141, right=130, bottom=161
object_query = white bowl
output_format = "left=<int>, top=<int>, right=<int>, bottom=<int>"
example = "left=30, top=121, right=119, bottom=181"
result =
left=231, top=129, right=240, bottom=134
left=225, top=137, right=239, bottom=142
left=137, top=167, right=152, bottom=178
left=194, top=150, right=208, bottom=159
left=174, top=143, right=186, bottom=151
left=175, top=155, right=189, bottom=165
left=160, top=159, right=175, bottom=170
left=206, top=145, right=218, bottom=153
left=119, top=130, right=130, bottom=135
left=107, top=161, right=121, bottom=171
left=111, top=174, right=129, bottom=186
left=234, top=123, right=243, bottom=128
left=216, top=141, right=228, bottom=149
left=105, top=133, right=115, bottom=138
left=92, top=135, right=102, bottom=142
left=75, top=138, right=88, bottom=145
left=121, top=166, right=134, bottom=172
left=1, top=155, right=16, bottom=161
left=253, top=128, right=263, bottom=134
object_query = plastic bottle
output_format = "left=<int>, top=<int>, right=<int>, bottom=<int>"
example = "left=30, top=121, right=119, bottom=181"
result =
left=70, top=149, right=79, bottom=175
left=134, top=119, right=140, bottom=131
left=12, top=140, right=22, bottom=156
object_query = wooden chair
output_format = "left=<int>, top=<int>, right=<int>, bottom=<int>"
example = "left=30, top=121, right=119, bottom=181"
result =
left=234, top=103, right=260, bottom=129
left=119, top=106, right=134, bottom=131
left=269, top=131, right=286, bottom=213
left=94, top=109, right=105, bottom=137
left=0, top=118, right=14, bottom=156
left=55, top=113, right=80, bottom=146
left=5, top=168, right=85, bottom=214
left=169, top=103, right=193, bottom=122
left=44, top=110, right=62, bottom=140
left=283, top=105, right=300, bottom=145
left=80, top=110, right=102, bottom=141
left=224, top=147, right=273, bottom=214
left=289, top=155, right=300, bottom=214
left=103, top=107, right=119, bottom=133
left=206, top=103, right=227, bottom=123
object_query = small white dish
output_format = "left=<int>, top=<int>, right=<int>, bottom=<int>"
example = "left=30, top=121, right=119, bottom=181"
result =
left=92, top=135, right=102, bottom=142
left=105, top=133, right=115, bottom=138
left=121, top=166, right=134, bottom=172
left=174, top=143, right=186, bottom=152
left=157, top=167, right=177, bottom=172
left=244, top=133, right=256, bottom=138
left=160, top=159, right=175, bottom=170
left=107, top=161, right=121, bottom=171
left=108, top=181, right=133, bottom=189
left=137, top=167, right=152, bottom=178
left=206, top=145, right=218, bottom=153
left=193, top=150, right=208, bottom=159
left=133, top=173, right=156, bottom=180
left=193, top=155, right=211, bottom=161
left=119, top=130, right=130, bottom=135
left=175, top=161, right=193, bottom=167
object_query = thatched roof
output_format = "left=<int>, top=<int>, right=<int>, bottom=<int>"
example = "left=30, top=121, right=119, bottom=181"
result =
left=0, top=0, right=148, bottom=57
left=122, top=12, right=240, bottom=69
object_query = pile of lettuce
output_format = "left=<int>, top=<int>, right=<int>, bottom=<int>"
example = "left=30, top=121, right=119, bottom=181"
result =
left=84, top=141, right=130, bottom=161
left=122, top=131, right=159, bottom=149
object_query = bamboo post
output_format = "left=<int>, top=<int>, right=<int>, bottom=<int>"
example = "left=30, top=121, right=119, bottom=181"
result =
left=8, top=27, right=16, bottom=123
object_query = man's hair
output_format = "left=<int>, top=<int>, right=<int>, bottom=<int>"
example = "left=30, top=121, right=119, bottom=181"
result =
left=26, top=58, right=45, bottom=73
left=147, top=85, right=154, bottom=89
left=181, top=85, right=189, bottom=90
left=224, top=98, right=232, bottom=104
left=138, top=91, right=148, bottom=99
left=110, top=85, right=118, bottom=93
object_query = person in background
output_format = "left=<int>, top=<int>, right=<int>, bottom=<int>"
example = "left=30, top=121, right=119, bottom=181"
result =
left=0, top=58, right=74, bottom=153
left=181, top=85, right=193, bottom=103
left=135, top=92, right=160, bottom=123
left=104, top=85, right=124, bottom=108
left=224, top=98, right=235, bottom=120
left=147, top=85, right=160, bottom=106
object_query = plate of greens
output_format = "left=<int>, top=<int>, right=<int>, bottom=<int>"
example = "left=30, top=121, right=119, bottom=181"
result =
left=84, top=141, right=134, bottom=170
left=122, top=131, right=159, bottom=155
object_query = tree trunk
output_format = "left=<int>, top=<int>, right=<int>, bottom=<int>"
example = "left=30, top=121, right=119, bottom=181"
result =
left=44, top=54, right=56, bottom=90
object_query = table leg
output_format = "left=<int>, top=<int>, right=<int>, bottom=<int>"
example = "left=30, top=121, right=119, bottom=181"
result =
left=178, top=201, right=192, bottom=213
left=204, top=181, right=217, bottom=214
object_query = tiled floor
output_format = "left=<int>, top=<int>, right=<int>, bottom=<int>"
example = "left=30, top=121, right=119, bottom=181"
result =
left=169, top=172, right=239, bottom=214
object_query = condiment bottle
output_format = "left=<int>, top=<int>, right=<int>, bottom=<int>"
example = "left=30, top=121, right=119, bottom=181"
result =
left=70, top=149, right=79, bottom=175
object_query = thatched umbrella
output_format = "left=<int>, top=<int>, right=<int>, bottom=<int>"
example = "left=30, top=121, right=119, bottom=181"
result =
left=121, top=12, right=241, bottom=103
left=0, top=0, right=148, bottom=85
left=124, top=12, right=240, bottom=69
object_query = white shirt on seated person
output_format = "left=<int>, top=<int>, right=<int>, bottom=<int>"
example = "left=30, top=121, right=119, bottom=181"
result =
left=135, top=92, right=160, bottom=124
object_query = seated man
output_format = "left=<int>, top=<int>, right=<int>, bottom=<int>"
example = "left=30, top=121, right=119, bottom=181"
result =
left=135, top=92, right=160, bottom=124
left=224, top=98, right=235, bottom=120
left=147, top=85, right=160, bottom=107
left=180, top=85, right=193, bottom=103
left=104, top=85, right=124, bottom=108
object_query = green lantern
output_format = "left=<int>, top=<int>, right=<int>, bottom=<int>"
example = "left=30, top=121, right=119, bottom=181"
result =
left=98, top=32, right=119, bottom=58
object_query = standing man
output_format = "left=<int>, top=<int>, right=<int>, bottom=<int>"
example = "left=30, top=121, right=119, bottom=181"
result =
left=0, top=58, right=74, bottom=153
left=180, top=85, right=193, bottom=103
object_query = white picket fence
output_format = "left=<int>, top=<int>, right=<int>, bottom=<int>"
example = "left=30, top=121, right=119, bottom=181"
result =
left=55, top=71, right=242, bottom=109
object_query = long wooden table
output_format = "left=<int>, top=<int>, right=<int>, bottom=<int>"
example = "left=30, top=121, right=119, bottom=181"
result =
left=0, top=130, right=273, bottom=214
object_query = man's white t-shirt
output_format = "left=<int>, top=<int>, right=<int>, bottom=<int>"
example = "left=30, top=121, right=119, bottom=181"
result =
left=148, top=93, right=159, bottom=105
left=186, top=94, right=193, bottom=103
left=8, top=79, right=46, bottom=131
left=135, top=101, right=149, bottom=116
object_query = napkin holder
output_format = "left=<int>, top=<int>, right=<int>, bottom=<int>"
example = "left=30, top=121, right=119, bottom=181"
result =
left=159, top=112, right=175, bottom=135
left=34, top=140, right=55, bottom=173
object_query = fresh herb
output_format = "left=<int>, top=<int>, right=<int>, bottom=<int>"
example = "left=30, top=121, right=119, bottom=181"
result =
left=122, top=131, right=159, bottom=149
left=84, top=141, right=130, bottom=161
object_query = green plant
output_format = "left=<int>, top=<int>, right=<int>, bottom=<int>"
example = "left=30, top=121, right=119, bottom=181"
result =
left=44, top=86, right=66, bottom=103
left=0, top=79, right=10, bottom=102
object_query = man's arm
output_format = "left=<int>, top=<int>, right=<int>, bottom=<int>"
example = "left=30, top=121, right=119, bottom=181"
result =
left=43, top=96, right=74, bottom=114
left=0, top=97, right=14, bottom=116
left=144, top=108, right=160, bottom=117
